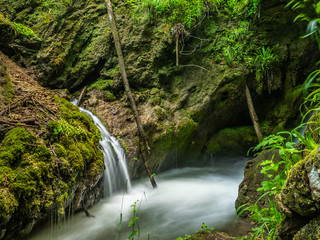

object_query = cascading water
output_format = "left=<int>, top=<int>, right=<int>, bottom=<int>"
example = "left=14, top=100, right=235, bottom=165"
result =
left=28, top=100, right=248, bottom=240
left=28, top=154, right=247, bottom=240
left=71, top=99, right=131, bottom=196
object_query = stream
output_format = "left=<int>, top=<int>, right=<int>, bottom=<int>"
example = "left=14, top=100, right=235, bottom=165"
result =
left=28, top=157, right=247, bottom=240
left=28, top=102, right=247, bottom=240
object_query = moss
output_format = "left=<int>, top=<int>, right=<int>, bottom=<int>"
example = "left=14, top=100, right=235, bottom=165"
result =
left=88, top=78, right=114, bottom=91
left=0, top=94, right=104, bottom=234
left=0, top=64, right=14, bottom=105
left=154, top=106, right=167, bottom=121
left=53, top=143, right=67, bottom=158
left=0, top=127, right=54, bottom=225
left=0, top=188, right=18, bottom=225
left=293, top=215, right=320, bottom=239
left=281, top=148, right=318, bottom=216
left=0, top=127, right=37, bottom=166
left=175, top=117, right=198, bottom=152
left=88, top=78, right=116, bottom=101
left=206, top=126, right=257, bottom=155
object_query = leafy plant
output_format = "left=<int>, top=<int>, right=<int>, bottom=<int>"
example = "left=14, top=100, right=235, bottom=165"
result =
left=0, top=12, right=41, bottom=40
left=175, top=223, right=214, bottom=240
left=240, top=129, right=309, bottom=239
left=128, top=200, right=141, bottom=240
left=127, top=0, right=208, bottom=28
left=286, top=0, right=320, bottom=44
left=237, top=192, right=282, bottom=239
left=254, top=47, right=278, bottom=73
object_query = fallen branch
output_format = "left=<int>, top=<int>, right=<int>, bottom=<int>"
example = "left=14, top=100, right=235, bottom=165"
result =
left=0, top=118, right=38, bottom=128
left=82, top=201, right=95, bottom=218
left=32, top=97, right=58, bottom=119
left=77, top=86, right=87, bottom=107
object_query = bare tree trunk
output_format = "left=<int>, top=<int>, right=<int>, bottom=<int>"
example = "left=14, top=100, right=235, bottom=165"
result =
left=176, top=33, right=179, bottom=66
left=105, top=0, right=157, bottom=188
left=245, top=83, right=263, bottom=142
left=77, top=86, right=87, bottom=107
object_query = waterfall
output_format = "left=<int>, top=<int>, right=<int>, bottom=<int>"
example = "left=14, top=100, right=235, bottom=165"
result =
left=71, top=99, right=131, bottom=196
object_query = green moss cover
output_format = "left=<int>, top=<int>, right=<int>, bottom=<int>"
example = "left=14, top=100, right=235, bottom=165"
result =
left=0, top=97, right=104, bottom=234
left=0, top=63, right=14, bottom=106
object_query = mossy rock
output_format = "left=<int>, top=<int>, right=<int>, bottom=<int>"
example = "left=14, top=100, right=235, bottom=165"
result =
left=279, top=147, right=320, bottom=217
left=206, top=126, right=257, bottom=156
left=293, top=215, right=320, bottom=240
left=148, top=116, right=198, bottom=171
left=0, top=127, right=54, bottom=228
left=0, top=97, right=104, bottom=239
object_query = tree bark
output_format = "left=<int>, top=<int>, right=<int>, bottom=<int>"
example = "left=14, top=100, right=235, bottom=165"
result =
left=176, top=33, right=179, bottom=66
left=77, top=86, right=87, bottom=107
left=105, top=0, right=157, bottom=188
left=245, top=83, right=263, bottom=142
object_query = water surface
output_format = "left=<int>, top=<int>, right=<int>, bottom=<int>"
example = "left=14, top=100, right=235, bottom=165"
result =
left=28, top=156, right=247, bottom=240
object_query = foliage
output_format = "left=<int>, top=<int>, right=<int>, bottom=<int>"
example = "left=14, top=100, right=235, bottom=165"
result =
left=214, top=0, right=261, bottom=19
left=175, top=223, right=214, bottom=240
left=240, top=127, right=315, bottom=239
left=286, top=0, right=320, bottom=45
left=127, top=0, right=261, bottom=29
left=239, top=111, right=320, bottom=238
left=0, top=12, right=41, bottom=39
left=127, top=0, right=208, bottom=28
left=128, top=200, right=141, bottom=240
left=253, top=47, right=278, bottom=73
left=237, top=192, right=282, bottom=239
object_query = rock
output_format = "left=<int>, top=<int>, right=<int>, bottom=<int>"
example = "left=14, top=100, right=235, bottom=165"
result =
left=276, top=146, right=320, bottom=238
left=293, top=215, right=320, bottom=240
left=206, top=126, right=257, bottom=157
left=276, top=215, right=311, bottom=240
left=235, top=150, right=282, bottom=216
left=0, top=0, right=318, bottom=174
left=0, top=55, right=105, bottom=240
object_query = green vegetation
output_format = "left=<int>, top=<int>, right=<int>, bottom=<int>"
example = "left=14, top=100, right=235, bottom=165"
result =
left=0, top=63, right=14, bottom=106
left=206, top=126, right=256, bottom=155
left=235, top=1, right=320, bottom=238
left=237, top=114, right=320, bottom=239
left=127, top=0, right=209, bottom=28
left=127, top=0, right=261, bottom=28
left=0, top=12, right=40, bottom=39
left=175, top=223, right=215, bottom=240
left=128, top=200, right=141, bottom=240
left=0, top=127, right=55, bottom=225
left=0, top=96, right=104, bottom=231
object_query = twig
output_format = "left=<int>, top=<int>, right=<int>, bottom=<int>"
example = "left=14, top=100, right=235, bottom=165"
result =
left=32, top=97, right=56, bottom=120
left=0, top=118, right=38, bottom=128
left=178, top=64, right=211, bottom=72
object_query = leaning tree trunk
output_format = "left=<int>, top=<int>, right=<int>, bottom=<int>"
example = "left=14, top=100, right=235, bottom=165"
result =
left=176, top=33, right=179, bottom=66
left=105, top=0, right=157, bottom=188
left=245, top=83, right=263, bottom=142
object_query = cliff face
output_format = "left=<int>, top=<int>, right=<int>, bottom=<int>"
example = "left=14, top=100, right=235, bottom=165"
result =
left=0, top=0, right=319, bottom=237
left=0, top=0, right=317, bottom=176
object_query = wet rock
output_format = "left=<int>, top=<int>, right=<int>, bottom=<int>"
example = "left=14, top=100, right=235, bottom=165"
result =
left=293, top=215, right=320, bottom=240
left=235, top=150, right=282, bottom=216
left=276, top=215, right=311, bottom=240
left=276, top=146, right=320, bottom=238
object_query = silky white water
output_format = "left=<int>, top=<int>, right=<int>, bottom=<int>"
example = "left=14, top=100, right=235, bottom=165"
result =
left=71, top=99, right=131, bottom=195
left=28, top=156, right=246, bottom=240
